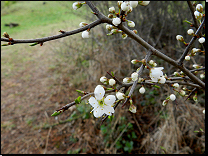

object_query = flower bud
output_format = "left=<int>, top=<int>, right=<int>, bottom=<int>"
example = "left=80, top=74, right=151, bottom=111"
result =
left=194, top=11, right=202, bottom=20
left=109, top=6, right=115, bottom=13
left=198, top=37, right=205, bottom=44
left=117, top=1, right=123, bottom=9
left=82, top=30, right=90, bottom=38
left=109, top=79, right=116, bottom=86
left=139, top=87, right=145, bottom=94
left=106, top=24, right=112, bottom=31
left=129, top=104, right=136, bottom=113
left=153, top=63, right=157, bottom=67
left=123, top=77, right=132, bottom=83
left=202, top=109, right=205, bottom=114
left=121, top=2, right=130, bottom=11
left=111, top=29, right=122, bottom=34
left=131, top=72, right=138, bottom=81
left=72, top=2, right=83, bottom=10
left=122, top=33, right=128, bottom=39
left=170, top=94, right=176, bottom=101
left=193, top=64, right=200, bottom=69
left=138, top=77, right=144, bottom=83
left=108, top=14, right=114, bottom=18
left=176, top=35, right=184, bottom=42
left=149, top=60, right=154, bottom=65
left=116, top=92, right=125, bottom=100
left=196, top=4, right=203, bottom=13
left=187, top=29, right=194, bottom=35
left=131, top=59, right=139, bottom=64
left=193, top=93, right=197, bottom=102
left=185, top=55, right=190, bottom=61
left=132, top=30, right=137, bottom=34
left=79, top=22, right=88, bottom=28
left=162, top=99, right=168, bottom=106
left=130, top=1, right=138, bottom=8
left=200, top=74, right=205, bottom=79
left=158, top=76, right=166, bottom=84
left=174, top=72, right=180, bottom=76
left=112, top=17, right=121, bottom=26
left=100, top=76, right=107, bottom=84
left=126, top=6, right=133, bottom=14
left=173, top=83, right=179, bottom=88
left=127, top=20, right=135, bottom=27
left=179, top=90, right=186, bottom=96
left=3, top=32, right=9, bottom=38
left=139, top=1, right=150, bottom=6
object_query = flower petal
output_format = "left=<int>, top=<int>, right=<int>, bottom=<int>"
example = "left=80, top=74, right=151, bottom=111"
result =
left=88, top=97, right=98, bottom=107
left=93, top=106, right=105, bottom=118
left=104, top=95, right=116, bottom=106
left=103, top=105, right=115, bottom=116
left=94, top=85, right=105, bottom=100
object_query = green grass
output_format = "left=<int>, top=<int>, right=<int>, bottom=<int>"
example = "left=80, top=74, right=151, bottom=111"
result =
left=1, top=1, right=87, bottom=37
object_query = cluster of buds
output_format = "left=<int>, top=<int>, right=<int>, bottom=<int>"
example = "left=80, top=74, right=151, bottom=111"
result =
left=100, top=76, right=116, bottom=86
left=162, top=94, right=176, bottom=106
left=148, top=60, right=157, bottom=67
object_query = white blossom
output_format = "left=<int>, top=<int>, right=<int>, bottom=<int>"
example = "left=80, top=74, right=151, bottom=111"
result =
left=173, top=83, right=179, bottom=88
left=200, top=74, right=205, bottom=79
left=121, top=2, right=130, bottom=11
left=116, top=92, right=125, bottom=100
left=79, top=22, right=87, bottom=28
left=82, top=30, right=89, bottom=38
left=109, top=79, right=116, bottom=86
left=131, top=59, right=138, bottom=64
left=176, top=35, right=184, bottom=41
left=162, top=100, right=168, bottom=106
left=106, top=24, right=112, bottom=31
left=150, top=67, right=164, bottom=82
left=198, top=37, right=205, bottom=43
left=179, top=90, right=186, bottom=96
left=149, top=60, right=154, bottom=65
left=109, top=6, right=115, bottom=13
left=139, top=87, right=145, bottom=94
left=196, top=4, right=203, bottom=13
left=185, top=55, right=190, bottom=61
left=158, top=76, right=166, bottom=84
left=170, top=94, right=176, bottom=101
left=139, top=1, right=150, bottom=6
left=72, top=2, right=82, bottom=10
left=203, top=109, right=205, bottom=114
left=193, top=64, right=199, bottom=69
left=112, top=17, right=121, bottom=26
left=123, top=77, right=131, bottom=83
left=131, top=72, right=138, bottom=81
left=130, top=1, right=138, bottom=8
left=127, top=20, right=135, bottom=27
left=88, top=85, right=116, bottom=118
left=187, top=29, right=194, bottom=35
left=194, top=11, right=202, bottom=19
left=100, top=76, right=107, bottom=83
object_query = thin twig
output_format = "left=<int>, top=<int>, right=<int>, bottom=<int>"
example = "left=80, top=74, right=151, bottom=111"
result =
left=132, top=114, right=143, bottom=135
left=44, top=127, right=52, bottom=154
left=184, top=87, right=197, bottom=101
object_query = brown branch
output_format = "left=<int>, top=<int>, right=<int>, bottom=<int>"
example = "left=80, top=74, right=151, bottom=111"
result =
left=1, top=19, right=102, bottom=45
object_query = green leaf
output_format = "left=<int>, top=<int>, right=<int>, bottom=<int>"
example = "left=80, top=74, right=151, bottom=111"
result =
left=1, top=44, right=9, bottom=46
left=111, top=71, right=114, bottom=77
left=76, top=90, right=84, bottom=94
left=75, top=96, right=81, bottom=104
left=183, top=20, right=192, bottom=25
left=51, top=111, right=62, bottom=116
left=106, top=88, right=114, bottom=91
left=194, top=130, right=199, bottom=133
left=152, top=85, right=161, bottom=89
left=200, top=128, right=203, bottom=132
left=29, top=42, right=38, bottom=46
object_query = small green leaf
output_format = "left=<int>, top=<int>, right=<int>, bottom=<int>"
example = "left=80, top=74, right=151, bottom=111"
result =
left=152, top=85, right=161, bottom=89
left=183, top=20, right=192, bottom=25
left=108, top=115, right=114, bottom=121
left=111, top=71, right=114, bottom=77
left=1, top=44, right=9, bottom=46
left=194, top=130, right=199, bottom=133
left=76, top=90, right=84, bottom=94
left=29, top=42, right=38, bottom=46
left=106, top=88, right=114, bottom=90
left=51, top=111, right=62, bottom=116
left=200, top=128, right=203, bottom=132
left=75, top=96, right=81, bottom=104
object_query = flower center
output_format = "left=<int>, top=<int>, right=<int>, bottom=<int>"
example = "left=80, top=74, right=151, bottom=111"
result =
left=98, top=97, right=105, bottom=107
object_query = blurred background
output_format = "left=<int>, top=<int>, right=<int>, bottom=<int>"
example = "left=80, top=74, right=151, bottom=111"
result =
left=1, top=1, right=205, bottom=154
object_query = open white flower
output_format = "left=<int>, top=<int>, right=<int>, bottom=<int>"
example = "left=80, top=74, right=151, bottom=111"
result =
left=150, top=67, right=164, bottom=82
left=112, top=17, right=121, bottom=26
left=88, top=85, right=116, bottom=118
